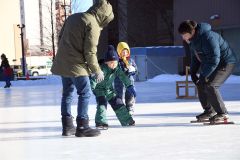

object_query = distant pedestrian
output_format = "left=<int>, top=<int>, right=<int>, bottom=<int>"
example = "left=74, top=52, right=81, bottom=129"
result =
left=1, top=53, right=12, bottom=88
left=51, top=0, right=114, bottom=137
left=178, top=20, right=237, bottom=123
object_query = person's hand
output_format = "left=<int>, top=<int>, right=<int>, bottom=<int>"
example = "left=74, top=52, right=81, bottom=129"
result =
left=190, top=74, right=199, bottom=85
left=127, top=65, right=136, bottom=73
left=95, top=71, right=104, bottom=83
left=127, top=85, right=136, bottom=97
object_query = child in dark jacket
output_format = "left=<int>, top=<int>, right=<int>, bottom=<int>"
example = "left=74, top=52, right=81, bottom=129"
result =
left=91, top=45, right=136, bottom=129
left=114, top=42, right=137, bottom=115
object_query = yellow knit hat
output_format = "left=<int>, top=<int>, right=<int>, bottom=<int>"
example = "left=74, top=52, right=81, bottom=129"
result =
left=117, top=42, right=130, bottom=58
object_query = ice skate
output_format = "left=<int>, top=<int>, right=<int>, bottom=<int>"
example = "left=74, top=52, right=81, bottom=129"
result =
left=192, top=110, right=216, bottom=123
left=96, top=123, right=109, bottom=130
left=204, top=114, right=234, bottom=125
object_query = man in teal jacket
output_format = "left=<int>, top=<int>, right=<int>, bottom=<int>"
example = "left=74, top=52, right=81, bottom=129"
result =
left=91, top=45, right=136, bottom=129
left=178, top=20, right=237, bottom=124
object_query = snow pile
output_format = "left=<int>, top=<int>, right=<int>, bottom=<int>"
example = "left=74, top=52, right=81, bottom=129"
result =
left=147, top=74, right=240, bottom=84
left=147, top=74, right=186, bottom=83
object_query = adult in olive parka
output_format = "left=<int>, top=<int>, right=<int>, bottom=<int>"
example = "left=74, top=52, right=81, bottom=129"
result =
left=51, top=0, right=114, bottom=137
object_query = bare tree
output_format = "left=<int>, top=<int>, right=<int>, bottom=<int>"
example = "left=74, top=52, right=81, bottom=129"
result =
left=50, top=0, right=56, bottom=58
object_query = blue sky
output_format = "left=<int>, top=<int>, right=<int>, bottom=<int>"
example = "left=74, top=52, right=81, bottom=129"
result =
left=71, top=0, right=93, bottom=13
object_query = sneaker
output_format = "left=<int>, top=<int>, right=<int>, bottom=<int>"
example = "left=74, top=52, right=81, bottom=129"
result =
left=209, top=114, right=229, bottom=123
left=96, top=123, right=109, bottom=130
left=196, top=110, right=216, bottom=121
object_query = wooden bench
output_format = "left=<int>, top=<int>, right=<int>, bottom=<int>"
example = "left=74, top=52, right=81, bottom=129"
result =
left=176, top=66, right=197, bottom=99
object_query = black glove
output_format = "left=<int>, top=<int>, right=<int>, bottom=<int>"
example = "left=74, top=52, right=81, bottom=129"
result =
left=127, top=85, right=136, bottom=97
left=197, top=75, right=208, bottom=86
left=191, top=74, right=199, bottom=85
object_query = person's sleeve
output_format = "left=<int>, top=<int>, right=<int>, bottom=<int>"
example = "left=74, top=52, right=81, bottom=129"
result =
left=131, top=58, right=138, bottom=74
left=83, top=25, right=102, bottom=74
left=200, top=35, right=220, bottom=78
left=116, top=66, right=132, bottom=87
left=189, top=46, right=200, bottom=74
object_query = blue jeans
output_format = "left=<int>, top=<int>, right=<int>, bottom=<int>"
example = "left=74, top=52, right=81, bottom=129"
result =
left=61, top=76, right=91, bottom=120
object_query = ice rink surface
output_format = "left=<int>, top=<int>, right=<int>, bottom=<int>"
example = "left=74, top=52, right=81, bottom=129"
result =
left=0, top=78, right=240, bottom=160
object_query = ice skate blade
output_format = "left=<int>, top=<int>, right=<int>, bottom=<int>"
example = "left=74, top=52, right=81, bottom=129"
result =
left=190, top=119, right=210, bottom=123
left=204, top=121, right=235, bottom=125
left=96, top=126, right=108, bottom=130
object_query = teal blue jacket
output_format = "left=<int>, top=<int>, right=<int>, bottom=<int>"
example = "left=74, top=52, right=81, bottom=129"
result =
left=189, top=23, right=237, bottom=77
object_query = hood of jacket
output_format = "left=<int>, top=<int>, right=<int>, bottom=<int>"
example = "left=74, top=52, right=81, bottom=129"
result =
left=117, top=42, right=130, bottom=59
left=86, top=0, right=114, bottom=28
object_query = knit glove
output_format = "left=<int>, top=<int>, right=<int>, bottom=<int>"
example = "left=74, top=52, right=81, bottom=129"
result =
left=95, top=71, right=104, bottom=83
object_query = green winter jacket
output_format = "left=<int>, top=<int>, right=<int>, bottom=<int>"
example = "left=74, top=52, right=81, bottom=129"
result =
left=51, top=0, right=114, bottom=77
left=91, top=64, right=133, bottom=100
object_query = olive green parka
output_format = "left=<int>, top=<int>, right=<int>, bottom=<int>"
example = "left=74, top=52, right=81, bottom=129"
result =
left=51, top=0, right=114, bottom=77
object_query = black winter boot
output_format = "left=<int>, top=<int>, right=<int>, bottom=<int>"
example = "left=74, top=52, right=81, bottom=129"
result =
left=61, top=116, right=76, bottom=136
left=75, top=118, right=101, bottom=137
left=114, top=106, right=135, bottom=126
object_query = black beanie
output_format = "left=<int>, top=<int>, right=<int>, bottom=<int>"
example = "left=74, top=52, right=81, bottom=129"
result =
left=104, top=45, right=119, bottom=62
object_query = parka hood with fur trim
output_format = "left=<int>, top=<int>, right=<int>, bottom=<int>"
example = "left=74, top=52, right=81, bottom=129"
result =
left=87, top=0, right=114, bottom=28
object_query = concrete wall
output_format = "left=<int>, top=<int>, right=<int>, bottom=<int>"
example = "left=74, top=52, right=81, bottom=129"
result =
left=174, top=0, right=240, bottom=45
left=0, top=1, right=21, bottom=66
left=173, top=0, right=240, bottom=74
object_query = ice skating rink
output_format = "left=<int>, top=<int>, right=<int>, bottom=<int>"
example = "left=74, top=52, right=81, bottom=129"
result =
left=0, top=79, right=240, bottom=160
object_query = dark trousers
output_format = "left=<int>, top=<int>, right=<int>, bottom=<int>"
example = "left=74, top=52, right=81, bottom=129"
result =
left=4, top=76, right=11, bottom=86
left=96, top=96, right=124, bottom=111
left=197, top=64, right=235, bottom=114
left=114, top=76, right=135, bottom=107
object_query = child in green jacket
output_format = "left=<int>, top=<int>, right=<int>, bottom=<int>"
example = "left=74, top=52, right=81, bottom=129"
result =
left=91, top=45, right=136, bottom=129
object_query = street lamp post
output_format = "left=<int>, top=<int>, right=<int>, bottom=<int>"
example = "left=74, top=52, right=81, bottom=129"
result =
left=17, top=24, right=26, bottom=76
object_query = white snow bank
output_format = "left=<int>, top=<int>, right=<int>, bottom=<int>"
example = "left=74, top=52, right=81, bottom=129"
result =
left=147, top=74, right=240, bottom=84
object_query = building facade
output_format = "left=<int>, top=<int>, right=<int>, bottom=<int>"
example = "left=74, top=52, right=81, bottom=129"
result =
left=0, top=0, right=22, bottom=66
left=173, top=0, right=240, bottom=67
